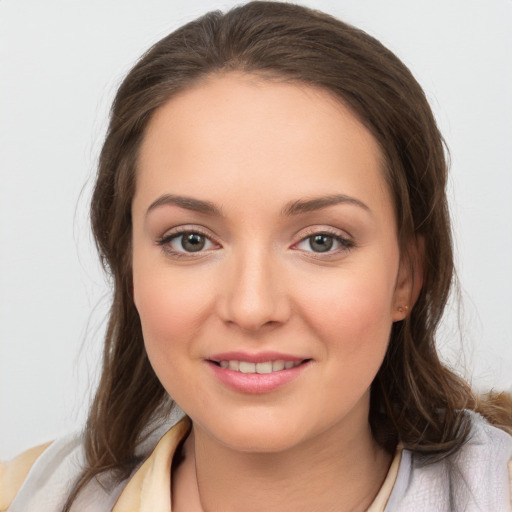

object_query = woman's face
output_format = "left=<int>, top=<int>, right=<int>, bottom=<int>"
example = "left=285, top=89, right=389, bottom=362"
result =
left=132, top=73, right=412, bottom=453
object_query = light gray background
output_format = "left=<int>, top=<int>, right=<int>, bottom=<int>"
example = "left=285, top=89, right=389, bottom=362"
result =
left=1, top=0, right=511, bottom=460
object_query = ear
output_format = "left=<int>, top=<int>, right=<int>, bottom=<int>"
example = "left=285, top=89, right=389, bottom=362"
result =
left=391, top=236, right=424, bottom=322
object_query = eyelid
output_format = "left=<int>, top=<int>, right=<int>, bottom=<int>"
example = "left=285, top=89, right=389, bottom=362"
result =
left=156, top=225, right=222, bottom=256
left=291, top=226, right=355, bottom=255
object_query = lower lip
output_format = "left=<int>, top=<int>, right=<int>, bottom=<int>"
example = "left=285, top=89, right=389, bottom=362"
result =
left=207, top=361, right=310, bottom=394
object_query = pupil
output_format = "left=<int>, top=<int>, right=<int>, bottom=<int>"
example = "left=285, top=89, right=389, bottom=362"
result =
left=182, top=233, right=205, bottom=252
left=310, top=234, right=333, bottom=252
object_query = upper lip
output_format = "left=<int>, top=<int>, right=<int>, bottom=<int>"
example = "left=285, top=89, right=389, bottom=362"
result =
left=208, top=351, right=309, bottom=363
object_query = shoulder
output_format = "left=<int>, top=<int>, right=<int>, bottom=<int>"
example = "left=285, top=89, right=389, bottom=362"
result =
left=0, top=442, right=51, bottom=510
left=0, top=414, right=181, bottom=512
left=386, top=410, right=512, bottom=511
left=0, top=433, right=85, bottom=512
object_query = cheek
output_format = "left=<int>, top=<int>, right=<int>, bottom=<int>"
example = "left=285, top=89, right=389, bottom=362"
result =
left=281, top=264, right=396, bottom=426
left=297, top=264, right=396, bottom=358
left=133, top=267, right=214, bottom=404
left=132, top=260, right=215, bottom=362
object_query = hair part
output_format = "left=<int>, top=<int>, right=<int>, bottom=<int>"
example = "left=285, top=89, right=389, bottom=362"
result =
left=63, top=2, right=511, bottom=508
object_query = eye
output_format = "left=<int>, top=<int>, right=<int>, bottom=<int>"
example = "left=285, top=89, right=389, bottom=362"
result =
left=295, top=231, right=354, bottom=254
left=157, top=229, right=218, bottom=255
left=305, top=234, right=335, bottom=253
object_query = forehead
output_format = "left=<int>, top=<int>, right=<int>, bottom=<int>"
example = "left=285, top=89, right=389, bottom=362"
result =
left=135, top=72, right=391, bottom=220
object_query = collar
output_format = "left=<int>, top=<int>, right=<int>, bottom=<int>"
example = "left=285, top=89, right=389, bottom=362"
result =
left=112, top=417, right=400, bottom=511
left=113, top=416, right=191, bottom=512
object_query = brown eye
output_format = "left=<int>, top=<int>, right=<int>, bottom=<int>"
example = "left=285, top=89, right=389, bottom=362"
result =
left=158, top=230, right=217, bottom=255
left=294, top=230, right=355, bottom=255
left=309, top=234, right=334, bottom=252
left=180, top=233, right=206, bottom=252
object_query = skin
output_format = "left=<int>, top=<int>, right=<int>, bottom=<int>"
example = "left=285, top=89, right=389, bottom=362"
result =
left=132, top=73, right=416, bottom=512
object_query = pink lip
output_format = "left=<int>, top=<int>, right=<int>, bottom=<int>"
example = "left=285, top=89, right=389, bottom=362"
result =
left=206, top=352, right=311, bottom=394
left=209, top=351, right=305, bottom=363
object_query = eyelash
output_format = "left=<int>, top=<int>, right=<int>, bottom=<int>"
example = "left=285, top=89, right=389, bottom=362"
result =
left=156, top=227, right=355, bottom=258
left=156, top=227, right=219, bottom=258
left=293, top=228, right=355, bottom=257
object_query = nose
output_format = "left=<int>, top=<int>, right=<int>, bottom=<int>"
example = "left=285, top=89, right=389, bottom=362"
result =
left=217, top=245, right=291, bottom=332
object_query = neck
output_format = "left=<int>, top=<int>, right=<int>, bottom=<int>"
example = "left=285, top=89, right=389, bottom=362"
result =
left=172, top=403, right=393, bottom=512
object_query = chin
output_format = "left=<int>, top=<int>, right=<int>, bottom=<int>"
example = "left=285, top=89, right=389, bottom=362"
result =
left=193, top=408, right=313, bottom=454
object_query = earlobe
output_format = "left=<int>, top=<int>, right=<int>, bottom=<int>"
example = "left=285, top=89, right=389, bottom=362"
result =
left=392, top=236, right=424, bottom=322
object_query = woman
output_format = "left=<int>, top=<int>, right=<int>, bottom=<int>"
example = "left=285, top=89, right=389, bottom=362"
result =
left=1, top=2, right=511, bottom=511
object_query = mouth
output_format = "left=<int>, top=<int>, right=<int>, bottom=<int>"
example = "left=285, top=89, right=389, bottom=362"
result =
left=206, top=352, right=312, bottom=393
left=208, top=359, right=311, bottom=374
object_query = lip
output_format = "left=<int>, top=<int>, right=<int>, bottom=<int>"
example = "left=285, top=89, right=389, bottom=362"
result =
left=206, top=351, right=311, bottom=394
left=208, top=351, right=305, bottom=364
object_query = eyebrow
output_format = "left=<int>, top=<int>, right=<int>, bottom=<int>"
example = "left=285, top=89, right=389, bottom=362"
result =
left=281, top=194, right=371, bottom=216
left=146, top=194, right=222, bottom=217
left=146, top=193, right=370, bottom=218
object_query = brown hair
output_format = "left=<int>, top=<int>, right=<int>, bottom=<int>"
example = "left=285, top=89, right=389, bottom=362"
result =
left=64, top=1, right=511, bottom=508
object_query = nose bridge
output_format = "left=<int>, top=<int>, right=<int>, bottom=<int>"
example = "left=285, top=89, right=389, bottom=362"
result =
left=220, top=240, right=288, bottom=330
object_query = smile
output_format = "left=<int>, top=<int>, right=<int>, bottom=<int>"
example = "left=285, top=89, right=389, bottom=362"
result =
left=207, top=355, right=311, bottom=394
left=217, top=360, right=303, bottom=374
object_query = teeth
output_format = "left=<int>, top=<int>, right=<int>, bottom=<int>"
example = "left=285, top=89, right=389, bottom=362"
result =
left=228, top=360, right=240, bottom=371
left=217, top=359, right=303, bottom=374
left=256, top=362, right=272, bottom=374
left=272, top=360, right=285, bottom=371
left=239, top=361, right=256, bottom=373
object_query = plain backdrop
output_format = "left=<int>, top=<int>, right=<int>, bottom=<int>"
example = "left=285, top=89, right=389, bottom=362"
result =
left=1, top=0, right=511, bottom=460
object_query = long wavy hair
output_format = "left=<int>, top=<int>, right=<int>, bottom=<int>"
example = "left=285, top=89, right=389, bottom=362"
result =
left=64, top=1, right=511, bottom=509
